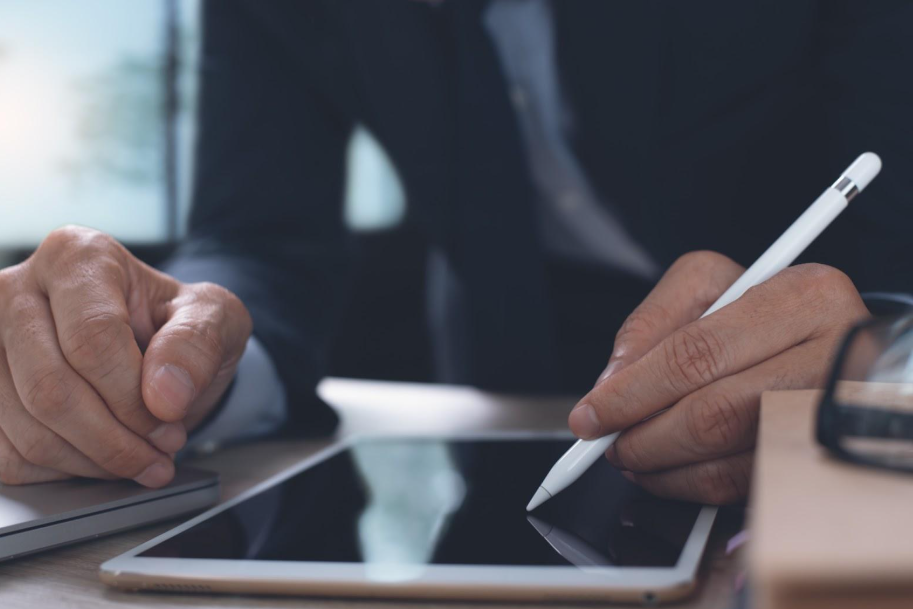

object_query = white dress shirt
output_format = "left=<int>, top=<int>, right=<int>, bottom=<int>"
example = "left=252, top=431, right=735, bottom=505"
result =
left=185, top=335, right=287, bottom=454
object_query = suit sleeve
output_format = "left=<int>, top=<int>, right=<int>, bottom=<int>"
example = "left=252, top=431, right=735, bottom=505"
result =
left=162, top=0, right=353, bottom=436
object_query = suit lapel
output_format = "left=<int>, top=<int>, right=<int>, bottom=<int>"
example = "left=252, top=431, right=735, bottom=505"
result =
left=254, top=0, right=559, bottom=389
left=553, top=1, right=662, bottom=156
left=552, top=1, right=664, bottom=259
left=441, top=0, right=557, bottom=390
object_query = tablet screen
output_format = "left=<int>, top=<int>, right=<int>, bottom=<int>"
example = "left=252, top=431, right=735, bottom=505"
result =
left=141, top=438, right=701, bottom=568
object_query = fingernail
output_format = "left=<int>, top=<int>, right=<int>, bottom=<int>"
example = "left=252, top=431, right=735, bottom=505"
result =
left=595, top=360, right=623, bottom=387
left=134, top=462, right=174, bottom=488
left=152, top=364, right=195, bottom=417
left=147, top=422, right=187, bottom=454
left=569, top=403, right=601, bottom=440
left=605, top=444, right=626, bottom=470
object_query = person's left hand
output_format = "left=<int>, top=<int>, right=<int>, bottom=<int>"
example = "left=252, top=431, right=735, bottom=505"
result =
left=569, top=251, right=870, bottom=505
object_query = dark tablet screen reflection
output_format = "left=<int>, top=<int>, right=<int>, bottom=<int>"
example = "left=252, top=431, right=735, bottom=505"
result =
left=141, top=438, right=701, bottom=568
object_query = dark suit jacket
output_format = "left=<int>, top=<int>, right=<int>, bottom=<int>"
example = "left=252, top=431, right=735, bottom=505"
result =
left=165, top=0, right=913, bottom=435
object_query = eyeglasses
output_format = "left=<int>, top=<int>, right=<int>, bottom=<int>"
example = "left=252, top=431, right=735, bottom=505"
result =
left=816, top=314, right=913, bottom=473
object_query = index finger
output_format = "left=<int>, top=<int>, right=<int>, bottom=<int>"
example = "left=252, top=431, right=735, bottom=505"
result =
left=598, top=251, right=744, bottom=384
left=574, top=266, right=842, bottom=439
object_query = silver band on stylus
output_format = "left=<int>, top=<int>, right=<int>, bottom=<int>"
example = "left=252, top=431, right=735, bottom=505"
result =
left=832, top=176, right=859, bottom=202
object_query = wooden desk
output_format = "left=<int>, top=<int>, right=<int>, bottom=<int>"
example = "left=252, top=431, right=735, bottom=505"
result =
left=751, top=389, right=913, bottom=609
left=0, top=379, right=743, bottom=608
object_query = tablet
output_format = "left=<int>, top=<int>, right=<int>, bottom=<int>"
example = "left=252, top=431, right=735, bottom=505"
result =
left=100, top=433, right=717, bottom=603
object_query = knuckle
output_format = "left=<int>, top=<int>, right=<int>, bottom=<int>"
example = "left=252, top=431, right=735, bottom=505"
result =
left=194, top=282, right=252, bottom=336
left=799, top=263, right=845, bottom=285
left=677, top=251, right=744, bottom=304
left=616, top=301, right=668, bottom=346
left=665, top=327, right=727, bottom=389
left=190, top=281, right=235, bottom=308
left=39, top=226, right=88, bottom=261
left=667, top=251, right=745, bottom=315
left=788, top=264, right=854, bottom=298
left=687, top=392, right=748, bottom=454
left=61, top=312, right=129, bottom=374
left=83, top=229, right=119, bottom=253
left=818, top=267, right=858, bottom=306
left=194, top=281, right=229, bottom=299
left=22, top=368, right=79, bottom=423
left=42, top=226, right=84, bottom=251
left=38, top=227, right=122, bottom=272
left=672, top=250, right=738, bottom=275
left=778, top=264, right=865, bottom=321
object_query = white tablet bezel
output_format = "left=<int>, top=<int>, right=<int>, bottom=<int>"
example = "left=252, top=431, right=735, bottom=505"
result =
left=100, top=431, right=718, bottom=603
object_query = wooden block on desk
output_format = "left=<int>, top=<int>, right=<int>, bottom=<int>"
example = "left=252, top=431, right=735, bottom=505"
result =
left=751, top=390, right=913, bottom=609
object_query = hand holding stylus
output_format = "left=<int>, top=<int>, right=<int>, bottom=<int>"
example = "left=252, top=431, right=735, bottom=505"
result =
left=530, top=153, right=881, bottom=508
left=573, top=251, right=869, bottom=505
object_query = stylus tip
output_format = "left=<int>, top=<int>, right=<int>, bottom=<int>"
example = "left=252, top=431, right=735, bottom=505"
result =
left=526, top=487, right=552, bottom=511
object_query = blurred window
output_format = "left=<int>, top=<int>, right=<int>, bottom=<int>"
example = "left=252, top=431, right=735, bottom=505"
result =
left=0, top=0, right=200, bottom=247
left=0, top=1, right=402, bottom=252
left=345, top=127, right=406, bottom=232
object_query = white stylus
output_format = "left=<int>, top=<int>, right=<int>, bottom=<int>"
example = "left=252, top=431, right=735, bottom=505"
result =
left=527, top=152, right=883, bottom=511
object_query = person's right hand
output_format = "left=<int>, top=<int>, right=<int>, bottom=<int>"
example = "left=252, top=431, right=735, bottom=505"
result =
left=0, top=226, right=252, bottom=487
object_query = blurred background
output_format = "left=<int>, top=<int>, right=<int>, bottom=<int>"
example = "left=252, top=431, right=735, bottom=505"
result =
left=0, top=0, right=431, bottom=381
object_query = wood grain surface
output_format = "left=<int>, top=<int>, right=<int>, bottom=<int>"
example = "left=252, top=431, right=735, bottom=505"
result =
left=751, top=389, right=913, bottom=609
left=0, top=379, right=743, bottom=608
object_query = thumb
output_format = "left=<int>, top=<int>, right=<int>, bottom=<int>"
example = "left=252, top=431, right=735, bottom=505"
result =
left=595, top=251, right=744, bottom=386
left=142, top=282, right=252, bottom=423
